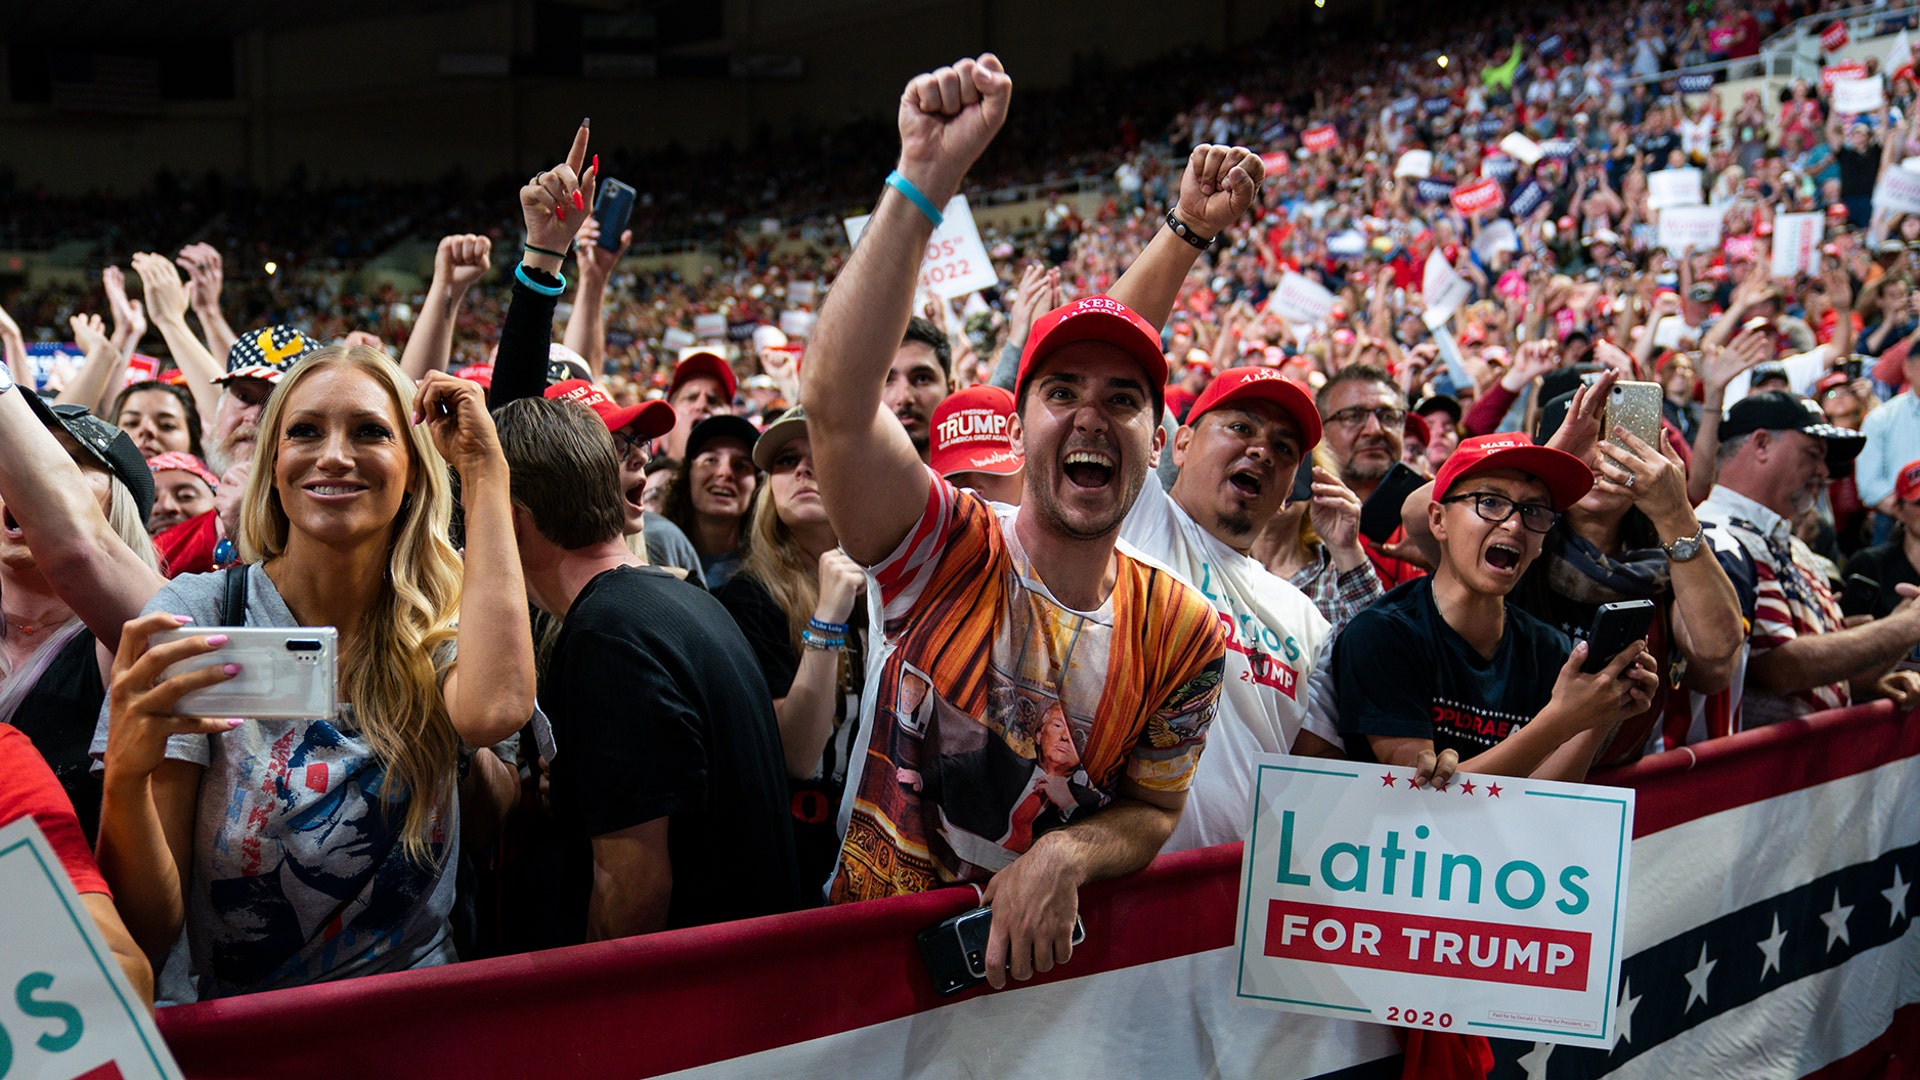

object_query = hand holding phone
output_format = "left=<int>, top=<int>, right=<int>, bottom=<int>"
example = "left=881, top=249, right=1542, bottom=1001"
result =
left=1581, top=600, right=1656, bottom=674
left=152, top=626, right=337, bottom=720
left=1360, top=462, right=1428, bottom=545
left=917, top=906, right=1085, bottom=996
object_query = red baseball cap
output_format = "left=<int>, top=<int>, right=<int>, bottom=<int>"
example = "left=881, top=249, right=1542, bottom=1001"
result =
left=1184, top=367, right=1323, bottom=450
left=930, top=385, right=1023, bottom=478
left=545, top=379, right=677, bottom=441
left=669, top=351, right=738, bottom=401
left=1432, top=433, right=1593, bottom=511
left=1016, top=296, right=1168, bottom=409
left=455, top=362, right=494, bottom=390
left=148, top=451, right=219, bottom=491
left=1898, top=458, right=1920, bottom=503
left=1404, top=409, right=1431, bottom=446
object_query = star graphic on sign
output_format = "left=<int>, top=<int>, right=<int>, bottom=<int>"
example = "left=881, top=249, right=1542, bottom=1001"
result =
left=1433, top=779, right=1450, bottom=792
left=1820, top=890, right=1854, bottom=951
left=1381, top=773, right=1397, bottom=787
left=1757, top=914, right=1787, bottom=980
left=1684, top=942, right=1716, bottom=1012
left=1518, top=1040, right=1553, bottom=1080
left=1613, top=978, right=1640, bottom=1050
left=1458, top=778, right=1477, bottom=795
left=1883, top=867, right=1911, bottom=926
left=1486, top=782, right=1503, bottom=798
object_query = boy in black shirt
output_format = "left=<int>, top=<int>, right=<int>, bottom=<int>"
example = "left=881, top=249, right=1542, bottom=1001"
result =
left=494, top=398, right=807, bottom=942
left=1335, top=434, right=1658, bottom=784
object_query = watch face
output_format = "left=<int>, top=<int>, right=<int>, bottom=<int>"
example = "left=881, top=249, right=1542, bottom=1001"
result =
left=1669, top=535, right=1702, bottom=560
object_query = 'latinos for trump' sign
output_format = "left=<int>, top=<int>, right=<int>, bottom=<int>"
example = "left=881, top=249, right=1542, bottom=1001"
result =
left=1233, top=758, right=1634, bottom=1050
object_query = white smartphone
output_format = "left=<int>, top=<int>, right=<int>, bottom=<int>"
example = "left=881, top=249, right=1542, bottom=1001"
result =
left=151, top=627, right=337, bottom=720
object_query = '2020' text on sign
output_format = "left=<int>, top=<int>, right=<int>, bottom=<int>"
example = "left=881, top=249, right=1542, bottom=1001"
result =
left=1232, top=757, right=1634, bottom=1049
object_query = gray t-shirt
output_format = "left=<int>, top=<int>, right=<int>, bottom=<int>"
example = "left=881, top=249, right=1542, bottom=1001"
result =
left=643, top=511, right=707, bottom=589
left=90, top=564, right=458, bottom=1000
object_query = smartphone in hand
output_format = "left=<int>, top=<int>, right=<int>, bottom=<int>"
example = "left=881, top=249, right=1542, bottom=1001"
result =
left=917, top=906, right=1086, bottom=996
left=593, top=178, right=637, bottom=251
left=1359, top=462, right=1427, bottom=545
left=1580, top=600, right=1656, bottom=674
left=151, top=627, right=337, bottom=720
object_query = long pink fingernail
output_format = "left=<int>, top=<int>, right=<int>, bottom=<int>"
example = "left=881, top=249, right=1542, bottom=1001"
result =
left=223, top=663, right=241, bottom=675
left=175, top=615, right=194, bottom=624
left=225, top=719, right=244, bottom=728
left=206, top=634, right=230, bottom=646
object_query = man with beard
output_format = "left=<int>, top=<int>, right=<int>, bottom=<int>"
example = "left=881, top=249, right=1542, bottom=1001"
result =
left=804, top=53, right=1227, bottom=992
left=1119, top=367, right=1341, bottom=849
left=1317, top=365, right=1425, bottom=586
left=1695, top=391, right=1920, bottom=727
left=886, top=317, right=954, bottom=462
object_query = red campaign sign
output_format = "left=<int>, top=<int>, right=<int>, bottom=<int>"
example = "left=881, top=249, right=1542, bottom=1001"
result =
left=1823, top=60, right=1867, bottom=92
left=1260, top=151, right=1290, bottom=176
left=1450, top=178, right=1503, bottom=215
left=1302, top=125, right=1340, bottom=153
left=1263, top=899, right=1592, bottom=991
left=1822, top=21, right=1850, bottom=52
left=1723, top=234, right=1757, bottom=262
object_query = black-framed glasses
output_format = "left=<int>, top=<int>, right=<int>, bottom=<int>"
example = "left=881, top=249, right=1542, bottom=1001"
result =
left=611, top=430, right=650, bottom=464
left=1442, top=492, right=1560, bottom=534
left=1325, top=405, right=1407, bottom=429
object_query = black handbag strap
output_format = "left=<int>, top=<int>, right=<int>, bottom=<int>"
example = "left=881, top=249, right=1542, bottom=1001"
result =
left=221, top=564, right=249, bottom=627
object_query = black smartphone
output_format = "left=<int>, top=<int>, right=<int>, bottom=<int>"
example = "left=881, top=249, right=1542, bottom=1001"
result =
left=917, top=906, right=1086, bottom=997
left=1845, top=356, right=1865, bottom=381
left=1581, top=599, right=1657, bottom=674
left=1359, top=462, right=1427, bottom=545
left=1841, top=574, right=1880, bottom=617
left=593, top=178, right=637, bottom=251
left=1290, top=460, right=1316, bottom=504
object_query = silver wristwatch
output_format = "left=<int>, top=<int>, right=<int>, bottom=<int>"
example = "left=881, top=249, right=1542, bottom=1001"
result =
left=1663, top=527, right=1705, bottom=563
left=0, top=360, right=14, bottom=396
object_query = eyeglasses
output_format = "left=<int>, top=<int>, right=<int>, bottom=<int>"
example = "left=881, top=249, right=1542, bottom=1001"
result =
left=611, top=430, right=650, bottom=464
left=1324, top=405, right=1408, bottom=429
left=1442, top=492, right=1561, bottom=534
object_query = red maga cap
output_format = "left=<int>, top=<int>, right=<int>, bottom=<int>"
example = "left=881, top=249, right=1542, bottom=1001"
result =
left=669, top=351, right=738, bottom=401
left=1898, top=458, right=1920, bottom=503
left=1015, top=296, right=1168, bottom=406
left=1432, top=433, right=1593, bottom=511
left=544, top=378, right=677, bottom=441
left=931, top=385, right=1022, bottom=478
left=1183, top=367, right=1323, bottom=450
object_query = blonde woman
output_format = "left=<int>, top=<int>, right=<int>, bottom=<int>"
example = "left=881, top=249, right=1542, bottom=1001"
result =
left=715, top=407, right=866, bottom=887
left=95, top=349, right=534, bottom=999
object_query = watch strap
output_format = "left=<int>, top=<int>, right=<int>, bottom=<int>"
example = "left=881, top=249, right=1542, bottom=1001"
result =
left=1663, top=527, right=1705, bottom=561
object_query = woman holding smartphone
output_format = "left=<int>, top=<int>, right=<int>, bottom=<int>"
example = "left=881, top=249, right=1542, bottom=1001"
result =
left=94, top=347, right=535, bottom=1000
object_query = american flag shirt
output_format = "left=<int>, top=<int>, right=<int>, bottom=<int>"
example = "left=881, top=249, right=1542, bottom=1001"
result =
left=1695, top=485, right=1847, bottom=727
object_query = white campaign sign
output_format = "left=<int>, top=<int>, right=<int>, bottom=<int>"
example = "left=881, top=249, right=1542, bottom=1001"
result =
left=1832, top=75, right=1885, bottom=116
left=692, top=313, right=726, bottom=340
left=844, top=194, right=998, bottom=300
left=1874, top=164, right=1920, bottom=217
left=1657, top=205, right=1723, bottom=255
left=0, top=818, right=185, bottom=1079
left=1421, top=250, right=1473, bottom=330
left=1646, top=167, right=1704, bottom=210
left=1771, top=212, right=1824, bottom=277
left=1233, top=758, right=1633, bottom=1049
left=1266, top=271, right=1337, bottom=327
left=1498, top=131, right=1543, bottom=166
left=1471, top=219, right=1520, bottom=261
left=1393, top=150, right=1433, bottom=178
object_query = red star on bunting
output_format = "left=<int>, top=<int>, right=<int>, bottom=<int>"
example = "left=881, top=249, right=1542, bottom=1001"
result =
left=1486, top=783, right=1503, bottom=798
left=1382, top=773, right=1398, bottom=787
left=1433, top=780, right=1450, bottom=792
left=1458, top=779, right=1476, bottom=795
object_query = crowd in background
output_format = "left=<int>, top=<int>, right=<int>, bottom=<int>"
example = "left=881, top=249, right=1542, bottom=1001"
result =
left=4, top=0, right=1920, bottom=1053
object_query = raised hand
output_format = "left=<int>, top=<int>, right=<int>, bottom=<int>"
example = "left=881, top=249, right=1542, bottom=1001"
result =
left=1306, top=466, right=1365, bottom=562
left=414, top=369, right=506, bottom=479
left=572, top=216, right=630, bottom=285
left=1546, top=368, right=1616, bottom=461
left=175, top=243, right=226, bottom=313
left=1701, top=328, right=1770, bottom=394
left=434, top=233, right=493, bottom=293
left=521, top=120, right=597, bottom=259
left=130, top=252, right=191, bottom=327
left=70, top=312, right=110, bottom=357
left=1176, top=144, right=1264, bottom=238
left=896, top=54, right=1013, bottom=205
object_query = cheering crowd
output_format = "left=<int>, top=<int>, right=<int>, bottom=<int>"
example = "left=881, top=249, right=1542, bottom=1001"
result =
left=3, top=2, right=1920, bottom=1057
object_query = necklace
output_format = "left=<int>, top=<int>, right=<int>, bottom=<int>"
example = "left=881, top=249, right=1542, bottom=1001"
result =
left=2, top=614, right=39, bottom=638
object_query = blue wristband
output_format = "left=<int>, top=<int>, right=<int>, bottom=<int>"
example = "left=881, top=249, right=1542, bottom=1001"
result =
left=885, top=170, right=945, bottom=228
left=808, top=616, right=850, bottom=635
left=514, top=262, right=567, bottom=297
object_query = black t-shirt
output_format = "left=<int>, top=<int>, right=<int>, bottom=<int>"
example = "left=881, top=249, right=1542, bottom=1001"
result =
left=1839, top=145, right=1881, bottom=200
left=715, top=573, right=867, bottom=890
left=11, top=629, right=104, bottom=844
left=540, top=565, right=809, bottom=941
left=1334, top=577, right=1571, bottom=763
left=1841, top=542, right=1920, bottom=620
